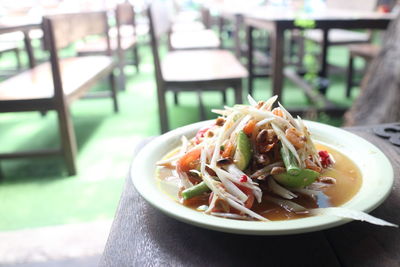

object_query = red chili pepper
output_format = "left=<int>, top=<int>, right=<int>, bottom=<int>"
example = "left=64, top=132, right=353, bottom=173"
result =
left=318, top=150, right=332, bottom=168
left=195, top=125, right=214, bottom=144
left=240, top=175, right=248, bottom=183
left=319, top=150, right=329, bottom=158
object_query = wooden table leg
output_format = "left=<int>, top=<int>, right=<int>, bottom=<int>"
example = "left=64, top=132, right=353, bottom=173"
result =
left=23, top=31, right=36, bottom=68
left=197, top=91, right=206, bottom=120
left=234, top=81, right=243, bottom=104
left=57, top=105, right=77, bottom=176
left=246, top=25, right=254, bottom=96
left=271, top=24, right=285, bottom=102
left=117, top=49, right=126, bottom=91
left=0, top=162, right=3, bottom=180
left=218, top=16, right=224, bottom=48
left=233, top=14, right=243, bottom=58
left=296, top=31, right=305, bottom=72
left=318, top=28, right=330, bottom=94
left=346, top=54, right=355, bottom=98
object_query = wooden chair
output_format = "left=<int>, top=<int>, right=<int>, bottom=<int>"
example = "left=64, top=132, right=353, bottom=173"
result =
left=0, top=11, right=118, bottom=176
left=77, top=2, right=139, bottom=90
left=148, top=1, right=247, bottom=133
left=345, top=43, right=380, bottom=98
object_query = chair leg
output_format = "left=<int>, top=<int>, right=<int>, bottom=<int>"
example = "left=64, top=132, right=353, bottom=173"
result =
left=296, top=34, right=305, bottom=71
left=117, top=50, right=126, bottom=91
left=346, top=55, right=354, bottom=98
left=133, top=45, right=140, bottom=73
left=287, top=32, right=295, bottom=65
left=197, top=91, right=206, bottom=121
left=109, top=72, right=119, bottom=112
left=234, top=82, right=243, bottom=104
left=14, top=48, right=22, bottom=70
left=222, top=91, right=227, bottom=105
left=158, top=91, right=169, bottom=133
left=218, top=16, right=224, bottom=49
left=57, top=106, right=77, bottom=176
left=0, top=162, right=3, bottom=180
left=173, top=92, right=179, bottom=105
left=246, top=26, right=254, bottom=96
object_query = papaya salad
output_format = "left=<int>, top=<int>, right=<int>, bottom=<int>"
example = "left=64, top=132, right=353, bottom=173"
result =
left=156, top=96, right=396, bottom=226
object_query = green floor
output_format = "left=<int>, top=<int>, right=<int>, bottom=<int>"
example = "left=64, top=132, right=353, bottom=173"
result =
left=0, top=40, right=361, bottom=231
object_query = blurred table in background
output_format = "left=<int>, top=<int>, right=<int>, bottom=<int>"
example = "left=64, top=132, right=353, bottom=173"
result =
left=244, top=7, right=393, bottom=110
left=205, top=4, right=393, bottom=115
left=100, top=123, right=400, bottom=267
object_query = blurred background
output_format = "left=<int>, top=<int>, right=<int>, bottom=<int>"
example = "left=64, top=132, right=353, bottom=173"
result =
left=0, top=0, right=398, bottom=266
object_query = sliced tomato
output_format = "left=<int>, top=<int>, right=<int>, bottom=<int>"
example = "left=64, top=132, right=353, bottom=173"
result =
left=177, top=148, right=201, bottom=173
left=236, top=183, right=255, bottom=209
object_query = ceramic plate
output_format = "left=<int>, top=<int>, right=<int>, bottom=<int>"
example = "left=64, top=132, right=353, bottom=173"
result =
left=131, top=120, right=394, bottom=235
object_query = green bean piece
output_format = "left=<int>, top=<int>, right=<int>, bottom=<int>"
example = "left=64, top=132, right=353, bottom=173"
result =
left=280, top=146, right=301, bottom=175
left=182, top=181, right=210, bottom=200
left=274, top=169, right=320, bottom=188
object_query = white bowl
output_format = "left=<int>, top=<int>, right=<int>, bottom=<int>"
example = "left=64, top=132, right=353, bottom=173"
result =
left=131, top=120, right=394, bottom=235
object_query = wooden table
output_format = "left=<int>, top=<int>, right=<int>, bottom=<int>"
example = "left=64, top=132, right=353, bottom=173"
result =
left=243, top=7, right=393, bottom=114
left=0, top=17, right=42, bottom=68
left=100, top=123, right=400, bottom=267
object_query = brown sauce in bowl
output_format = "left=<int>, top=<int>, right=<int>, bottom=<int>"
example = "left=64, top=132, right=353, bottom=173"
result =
left=157, top=143, right=362, bottom=221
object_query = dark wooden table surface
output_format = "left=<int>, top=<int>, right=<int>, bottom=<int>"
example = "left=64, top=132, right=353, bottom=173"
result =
left=100, top=124, right=399, bottom=267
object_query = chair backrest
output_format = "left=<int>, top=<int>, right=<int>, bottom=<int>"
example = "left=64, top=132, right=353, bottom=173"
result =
left=43, top=11, right=110, bottom=51
left=116, top=2, right=136, bottom=27
left=149, top=1, right=172, bottom=40
left=115, top=2, right=136, bottom=50
left=42, top=11, right=111, bottom=99
left=326, top=0, right=378, bottom=12
left=147, top=1, right=172, bottom=85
